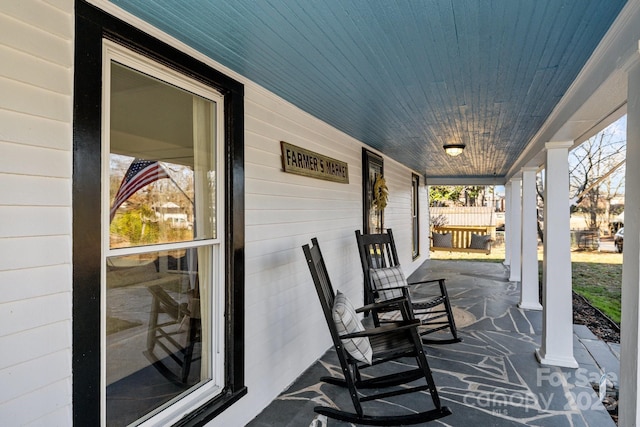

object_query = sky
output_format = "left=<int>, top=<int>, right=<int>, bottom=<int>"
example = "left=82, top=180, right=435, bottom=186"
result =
left=478, top=114, right=627, bottom=200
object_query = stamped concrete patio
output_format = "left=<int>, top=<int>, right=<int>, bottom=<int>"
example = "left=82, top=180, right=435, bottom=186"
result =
left=249, top=259, right=619, bottom=427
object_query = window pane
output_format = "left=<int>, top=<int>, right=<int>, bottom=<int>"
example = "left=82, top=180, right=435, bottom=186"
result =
left=109, top=63, right=216, bottom=248
left=106, top=61, right=219, bottom=426
left=106, top=248, right=212, bottom=426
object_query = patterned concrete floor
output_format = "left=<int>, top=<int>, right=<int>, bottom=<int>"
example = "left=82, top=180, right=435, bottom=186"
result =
left=249, top=260, right=616, bottom=427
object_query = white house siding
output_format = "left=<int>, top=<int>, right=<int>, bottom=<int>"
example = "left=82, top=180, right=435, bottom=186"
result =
left=239, top=87, right=363, bottom=421
left=382, top=160, right=432, bottom=275
left=213, top=82, right=429, bottom=425
left=0, top=1, right=74, bottom=426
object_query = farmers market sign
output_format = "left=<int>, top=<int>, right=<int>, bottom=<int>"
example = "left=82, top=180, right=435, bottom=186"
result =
left=280, top=141, right=349, bottom=183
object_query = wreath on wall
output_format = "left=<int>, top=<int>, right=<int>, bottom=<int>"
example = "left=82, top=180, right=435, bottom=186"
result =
left=372, top=175, right=389, bottom=210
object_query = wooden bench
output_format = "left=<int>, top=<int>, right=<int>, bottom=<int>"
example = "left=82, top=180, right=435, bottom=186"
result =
left=430, top=226, right=495, bottom=255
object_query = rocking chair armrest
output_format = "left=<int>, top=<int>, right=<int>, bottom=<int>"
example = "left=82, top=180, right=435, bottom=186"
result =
left=356, top=296, right=408, bottom=313
left=339, top=319, right=421, bottom=339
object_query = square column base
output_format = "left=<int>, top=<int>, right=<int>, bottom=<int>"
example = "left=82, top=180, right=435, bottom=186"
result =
left=518, top=302, right=542, bottom=311
left=535, top=348, right=578, bottom=368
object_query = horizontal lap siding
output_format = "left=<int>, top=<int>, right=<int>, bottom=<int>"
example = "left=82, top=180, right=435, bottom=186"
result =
left=243, top=88, right=363, bottom=409
left=383, top=161, right=416, bottom=269
left=216, top=82, right=428, bottom=425
left=220, top=85, right=370, bottom=425
left=0, top=1, right=73, bottom=425
left=369, top=158, right=431, bottom=275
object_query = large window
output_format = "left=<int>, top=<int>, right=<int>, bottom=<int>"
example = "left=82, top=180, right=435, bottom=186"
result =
left=104, top=53, right=223, bottom=426
left=74, top=3, right=245, bottom=425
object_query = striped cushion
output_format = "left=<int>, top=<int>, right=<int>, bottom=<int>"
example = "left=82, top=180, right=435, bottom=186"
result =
left=432, top=232, right=452, bottom=248
left=332, top=291, right=372, bottom=364
left=369, top=266, right=406, bottom=301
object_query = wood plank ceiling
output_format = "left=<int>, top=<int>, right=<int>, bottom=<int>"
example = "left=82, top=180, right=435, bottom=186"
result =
left=109, top=0, right=626, bottom=181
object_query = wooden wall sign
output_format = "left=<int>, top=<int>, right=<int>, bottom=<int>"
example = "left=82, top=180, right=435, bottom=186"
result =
left=281, top=141, right=349, bottom=183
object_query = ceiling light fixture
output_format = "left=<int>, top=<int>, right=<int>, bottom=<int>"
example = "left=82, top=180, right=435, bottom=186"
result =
left=443, top=143, right=465, bottom=157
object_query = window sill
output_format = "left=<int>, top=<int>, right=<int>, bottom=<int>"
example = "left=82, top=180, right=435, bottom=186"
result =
left=174, top=386, right=248, bottom=426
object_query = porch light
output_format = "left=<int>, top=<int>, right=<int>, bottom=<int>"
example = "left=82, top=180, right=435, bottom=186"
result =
left=443, top=143, right=465, bottom=157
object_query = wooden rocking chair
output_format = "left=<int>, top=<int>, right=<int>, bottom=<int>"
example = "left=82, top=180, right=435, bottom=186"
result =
left=302, top=238, right=451, bottom=425
left=355, top=229, right=462, bottom=345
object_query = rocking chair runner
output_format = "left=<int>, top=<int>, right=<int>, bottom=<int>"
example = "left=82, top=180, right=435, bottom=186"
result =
left=355, top=229, right=462, bottom=345
left=302, top=238, right=451, bottom=425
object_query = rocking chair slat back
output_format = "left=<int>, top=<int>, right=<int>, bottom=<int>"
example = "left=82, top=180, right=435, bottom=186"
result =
left=303, top=238, right=336, bottom=327
left=355, top=229, right=462, bottom=345
left=355, top=229, right=400, bottom=305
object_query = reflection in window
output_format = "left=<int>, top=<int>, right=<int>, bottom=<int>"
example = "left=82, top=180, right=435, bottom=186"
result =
left=106, top=248, right=211, bottom=426
left=105, top=62, right=219, bottom=426
left=109, top=62, right=216, bottom=249
left=109, top=155, right=197, bottom=248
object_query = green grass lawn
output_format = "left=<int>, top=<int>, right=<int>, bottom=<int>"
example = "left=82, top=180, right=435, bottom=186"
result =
left=569, top=251, right=622, bottom=324
left=430, top=245, right=622, bottom=324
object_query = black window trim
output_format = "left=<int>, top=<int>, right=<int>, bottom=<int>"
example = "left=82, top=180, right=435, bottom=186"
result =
left=73, top=1, right=246, bottom=425
left=411, top=173, right=420, bottom=259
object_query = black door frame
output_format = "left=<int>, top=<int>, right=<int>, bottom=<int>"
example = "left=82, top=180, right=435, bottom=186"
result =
left=362, top=149, right=384, bottom=234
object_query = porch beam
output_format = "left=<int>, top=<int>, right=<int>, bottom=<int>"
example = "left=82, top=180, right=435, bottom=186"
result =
left=508, top=177, right=522, bottom=282
left=536, top=141, right=578, bottom=368
left=619, top=44, right=640, bottom=427
left=519, top=167, right=542, bottom=310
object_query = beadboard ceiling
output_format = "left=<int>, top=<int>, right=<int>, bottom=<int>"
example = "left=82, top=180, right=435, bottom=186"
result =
left=109, top=0, right=626, bottom=181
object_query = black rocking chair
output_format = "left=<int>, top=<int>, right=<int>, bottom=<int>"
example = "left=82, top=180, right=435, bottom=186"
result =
left=302, top=238, right=451, bottom=425
left=355, top=229, right=462, bottom=345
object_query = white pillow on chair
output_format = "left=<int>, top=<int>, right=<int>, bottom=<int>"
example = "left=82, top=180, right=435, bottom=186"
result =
left=332, top=291, right=372, bottom=364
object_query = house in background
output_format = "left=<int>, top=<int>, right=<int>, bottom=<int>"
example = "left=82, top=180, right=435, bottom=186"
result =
left=2, top=1, right=640, bottom=426
left=154, top=202, right=191, bottom=228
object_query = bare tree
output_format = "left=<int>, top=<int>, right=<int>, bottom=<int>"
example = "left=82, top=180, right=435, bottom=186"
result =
left=569, top=130, right=626, bottom=231
left=535, top=120, right=625, bottom=242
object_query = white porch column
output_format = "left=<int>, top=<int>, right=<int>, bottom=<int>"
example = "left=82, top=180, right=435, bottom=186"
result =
left=620, top=47, right=640, bottom=427
left=519, top=167, right=542, bottom=310
left=508, top=177, right=522, bottom=282
left=503, top=181, right=512, bottom=266
left=536, top=141, right=578, bottom=368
